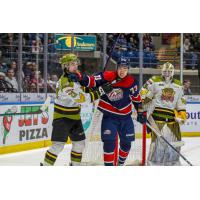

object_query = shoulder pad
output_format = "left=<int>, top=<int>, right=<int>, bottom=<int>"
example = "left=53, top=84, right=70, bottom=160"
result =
left=151, top=76, right=162, bottom=82
left=103, top=71, right=117, bottom=82
left=173, top=79, right=182, bottom=86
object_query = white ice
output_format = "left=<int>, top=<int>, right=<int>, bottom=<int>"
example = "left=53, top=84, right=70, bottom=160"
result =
left=0, top=137, right=200, bottom=166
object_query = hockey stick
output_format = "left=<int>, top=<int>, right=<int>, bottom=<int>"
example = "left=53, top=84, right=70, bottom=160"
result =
left=0, top=96, right=51, bottom=117
left=147, top=115, right=193, bottom=166
left=104, top=33, right=121, bottom=71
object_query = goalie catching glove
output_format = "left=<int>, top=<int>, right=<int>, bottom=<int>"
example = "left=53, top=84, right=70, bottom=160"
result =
left=174, top=110, right=187, bottom=124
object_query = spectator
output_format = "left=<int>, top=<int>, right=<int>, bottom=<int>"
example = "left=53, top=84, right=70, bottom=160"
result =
left=31, top=38, right=43, bottom=54
left=30, top=71, right=44, bottom=92
left=28, top=82, right=37, bottom=93
left=23, top=62, right=33, bottom=76
left=5, top=68, right=18, bottom=91
left=48, top=38, right=56, bottom=53
left=10, top=60, right=18, bottom=73
left=31, top=62, right=38, bottom=73
left=0, top=62, right=8, bottom=73
left=47, top=74, right=58, bottom=93
left=183, top=79, right=192, bottom=95
left=0, top=72, right=5, bottom=80
left=0, top=72, right=6, bottom=93
left=23, top=75, right=31, bottom=92
left=183, top=38, right=192, bottom=53
left=37, top=72, right=45, bottom=92
left=51, top=74, right=58, bottom=83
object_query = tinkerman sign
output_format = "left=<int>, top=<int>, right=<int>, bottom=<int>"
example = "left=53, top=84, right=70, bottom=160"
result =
left=55, top=34, right=96, bottom=51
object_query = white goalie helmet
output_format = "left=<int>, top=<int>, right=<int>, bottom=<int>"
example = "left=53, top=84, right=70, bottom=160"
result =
left=161, top=62, right=174, bottom=82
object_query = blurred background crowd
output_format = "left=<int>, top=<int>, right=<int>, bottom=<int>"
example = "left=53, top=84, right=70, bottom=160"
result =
left=0, top=33, right=199, bottom=94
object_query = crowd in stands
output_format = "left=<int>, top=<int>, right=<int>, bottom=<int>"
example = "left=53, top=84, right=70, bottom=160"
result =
left=0, top=33, right=58, bottom=93
left=183, top=33, right=200, bottom=69
left=0, top=33, right=199, bottom=93
left=106, top=33, right=157, bottom=68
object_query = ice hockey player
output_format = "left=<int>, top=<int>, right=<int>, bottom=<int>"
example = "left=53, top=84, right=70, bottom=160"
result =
left=140, top=62, right=187, bottom=165
left=41, top=53, right=112, bottom=166
left=77, top=57, right=147, bottom=166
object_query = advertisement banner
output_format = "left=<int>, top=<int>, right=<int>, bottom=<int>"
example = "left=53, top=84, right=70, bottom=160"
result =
left=0, top=93, right=20, bottom=102
left=0, top=99, right=200, bottom=150
left=55, top=34, right=96, bottom=51
left=47, top=93, right=56, bottom=102
left=181, top=102, right=200, bottom=133
left=0, top=103, right=54, bottom=147
left=21, top=93, right=46, bottom=102
left=185, top=95, right=200, bottom=102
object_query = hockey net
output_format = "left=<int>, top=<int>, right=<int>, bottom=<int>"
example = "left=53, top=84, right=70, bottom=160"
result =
left=81, top=103, right=147, bottom=166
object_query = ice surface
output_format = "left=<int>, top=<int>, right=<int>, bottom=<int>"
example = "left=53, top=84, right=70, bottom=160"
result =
left=0, top=137, right=199, bottom=166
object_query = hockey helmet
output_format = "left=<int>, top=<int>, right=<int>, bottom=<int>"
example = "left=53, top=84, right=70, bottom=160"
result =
left=117, top=57, right=130, bottom=69
left=60, top=53, right=80, bottom=70
left=161, top=62, right=174, bottom=81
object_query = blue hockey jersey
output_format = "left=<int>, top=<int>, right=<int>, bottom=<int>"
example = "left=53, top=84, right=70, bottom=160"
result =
left=81, top=71, right=142, bottom=118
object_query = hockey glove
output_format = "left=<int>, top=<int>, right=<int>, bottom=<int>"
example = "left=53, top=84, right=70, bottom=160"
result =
left=67, top=71, right=83, bottom=82
left=97, top=82, right=113, bottom=96
left=137, top=111, right=147, bottom=124
left=174, top=110, right=187, bottom=125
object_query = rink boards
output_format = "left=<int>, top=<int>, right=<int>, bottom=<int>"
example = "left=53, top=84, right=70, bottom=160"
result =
left=0, top=95, right=200, bottom=154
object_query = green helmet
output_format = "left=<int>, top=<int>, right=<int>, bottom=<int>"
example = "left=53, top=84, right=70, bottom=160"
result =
left=60, top=53, right=80, bottom=70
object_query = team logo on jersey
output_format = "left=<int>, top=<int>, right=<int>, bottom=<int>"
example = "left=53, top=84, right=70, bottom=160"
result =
left=107, top=88, right=123, bottom=101
left=161, top=88, right=175, bottom=102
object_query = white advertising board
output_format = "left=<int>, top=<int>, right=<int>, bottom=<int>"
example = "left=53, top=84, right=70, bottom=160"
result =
left=0, top=97, right=200, bottom=149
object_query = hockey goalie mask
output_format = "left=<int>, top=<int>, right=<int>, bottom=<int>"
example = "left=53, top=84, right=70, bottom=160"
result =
left=60, top=53, right=80, bottom=73
left=161, top=62, right=174, bottom=82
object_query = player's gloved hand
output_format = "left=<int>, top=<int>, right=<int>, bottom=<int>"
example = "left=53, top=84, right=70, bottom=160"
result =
left=97, top=82, right=113, bottom=96
left=175, top=110, right=187, bottom=125
left=137, top=111, right=147, bottom=124
left=67, top=71, right=83, bottom=82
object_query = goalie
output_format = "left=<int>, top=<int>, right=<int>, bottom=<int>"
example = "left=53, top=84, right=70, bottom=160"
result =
left=140, top=62, right=187, bottom=166
left=41, top=53, right=112, bottom=166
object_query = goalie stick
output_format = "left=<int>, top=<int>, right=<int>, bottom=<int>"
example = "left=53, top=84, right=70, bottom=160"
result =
left=0, top=96, right=51, bottom=117
left=147, top=115, right=193, bottom=166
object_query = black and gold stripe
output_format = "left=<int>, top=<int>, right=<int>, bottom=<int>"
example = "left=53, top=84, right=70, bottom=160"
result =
left=54, top=103, right=81, bottom=115
left=155, top=107, right=175, bottom=114
left=152, top=107, right=175, bottom=123
left=81, top=86, right=99, bottom=102
left=44, top=150, right=57, bottom=165
left=82, top=86, right=93, bottom=93
left=177, top=109, right=186, bottom=112
left=71, top=151, right=82, bottom=163
left=89, top=90, right=100, bottom=102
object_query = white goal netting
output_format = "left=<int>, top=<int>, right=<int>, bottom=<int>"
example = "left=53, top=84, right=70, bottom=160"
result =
left=81, top=103, right=146, bottom=166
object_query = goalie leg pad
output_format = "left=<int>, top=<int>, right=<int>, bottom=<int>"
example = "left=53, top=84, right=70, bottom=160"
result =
left=71, top=140, right=85, bottom=166
left=148, top=123, right=181, bottom=165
